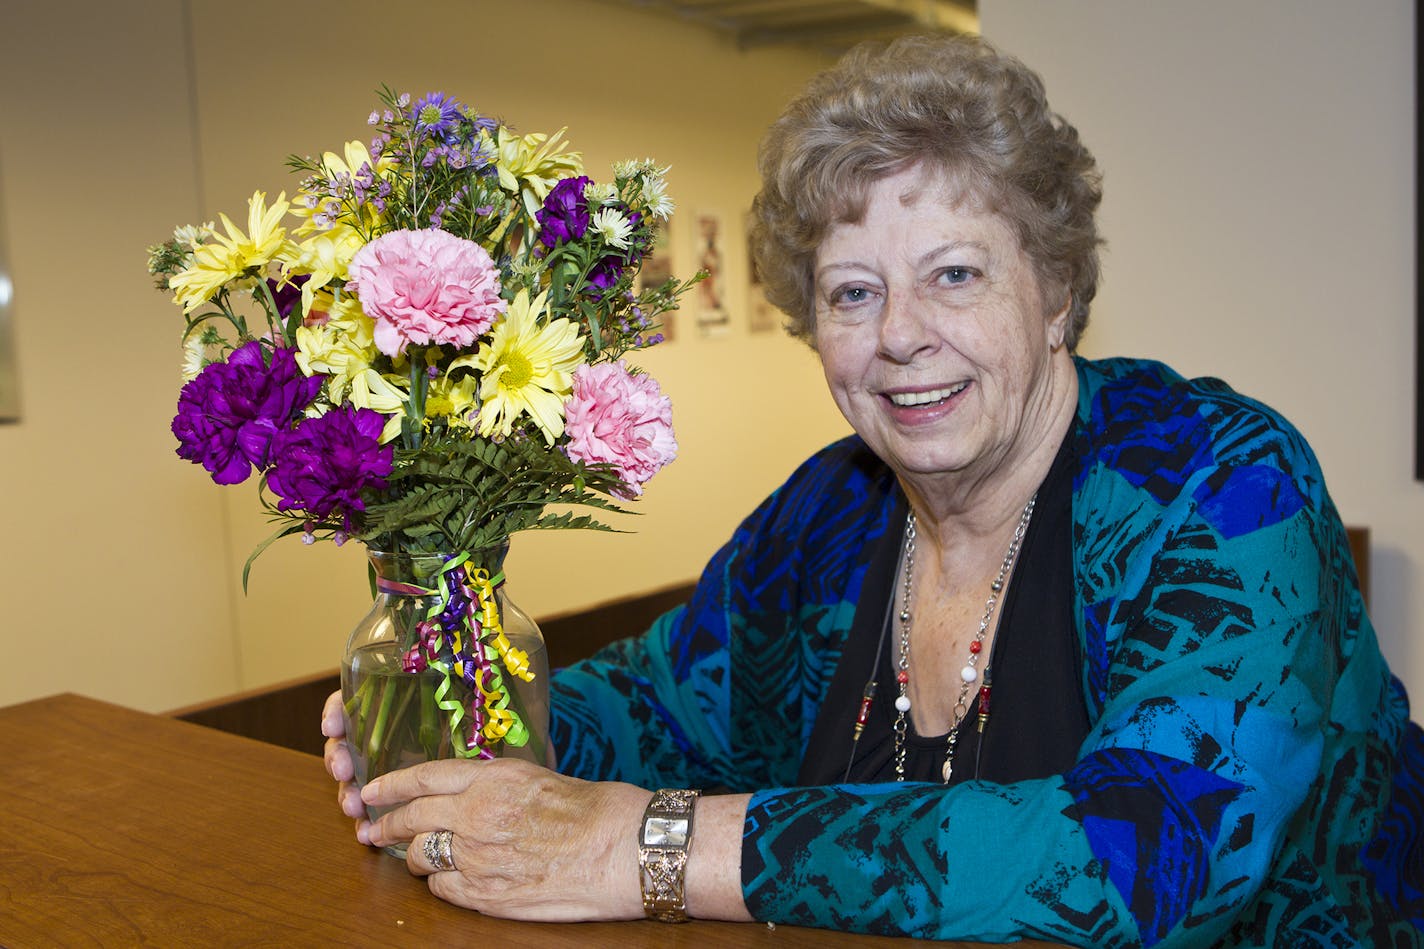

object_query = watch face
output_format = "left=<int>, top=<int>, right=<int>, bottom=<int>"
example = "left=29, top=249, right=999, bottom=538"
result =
left=643, top=815, right=690, bottom=848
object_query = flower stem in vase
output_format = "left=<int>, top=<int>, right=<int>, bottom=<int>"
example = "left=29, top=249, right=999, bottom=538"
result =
left=346, top=675, right=377, bottom=750
left=419, top=677, right=440, bottom=761
left=366, top=674, right=398, bottom=762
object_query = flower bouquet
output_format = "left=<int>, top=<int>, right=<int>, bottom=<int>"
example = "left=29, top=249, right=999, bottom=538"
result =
left=148, top=88, right=695, bottom=810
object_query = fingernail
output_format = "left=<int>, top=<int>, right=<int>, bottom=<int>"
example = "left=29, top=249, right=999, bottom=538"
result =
left=361, top=779, right=380, bottom=802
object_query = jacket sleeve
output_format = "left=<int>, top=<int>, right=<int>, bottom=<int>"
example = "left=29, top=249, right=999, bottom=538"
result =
left=548, top=528, right=741, bottom=791
left=740, top=402, right=1371, bottom=945
left=548, top=436, right=884, bottom=793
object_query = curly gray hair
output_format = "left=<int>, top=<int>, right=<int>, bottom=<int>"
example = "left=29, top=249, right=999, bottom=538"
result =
left=749, top=33, right=1103, bottom=349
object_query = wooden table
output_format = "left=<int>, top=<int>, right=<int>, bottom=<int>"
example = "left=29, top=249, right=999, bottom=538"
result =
left=0, top=694, right=1058, bottom=947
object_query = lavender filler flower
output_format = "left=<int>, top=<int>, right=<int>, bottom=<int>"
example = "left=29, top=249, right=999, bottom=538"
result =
left=266, top=407, right=394, bottom=527
left=172, top=340, right=323, bottom=484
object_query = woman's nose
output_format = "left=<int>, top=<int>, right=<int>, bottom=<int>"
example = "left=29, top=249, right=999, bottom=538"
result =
left=877, top=290, right=937, bottom=363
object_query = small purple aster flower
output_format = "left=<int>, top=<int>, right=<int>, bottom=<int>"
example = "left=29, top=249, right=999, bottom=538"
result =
left=171, top=340, right=323, bottom=485
left=266, top=406, right=394, bottom=528
left=412, top=92, right=464, bottom=140
left=536, top=175, right=592, bottom=250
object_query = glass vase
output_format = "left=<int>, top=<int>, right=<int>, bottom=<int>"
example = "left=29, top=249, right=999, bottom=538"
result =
left=340, top=548, right=550, bottom=858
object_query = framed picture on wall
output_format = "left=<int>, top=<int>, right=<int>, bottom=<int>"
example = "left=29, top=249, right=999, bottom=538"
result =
left=694, top=211, right=729, bottom=336
left=0, top=163, right=18, bottom=424
left=638, top=217, right=676, bottom=343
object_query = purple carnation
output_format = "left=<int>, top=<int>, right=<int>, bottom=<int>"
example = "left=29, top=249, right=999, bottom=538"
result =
left=172, top=341, right=323, bottom=485
left=536, top=175, right=591, bottom=249
left=586, top=258, right=622, bottom=296
left=266, top=407, right=393, bottom=527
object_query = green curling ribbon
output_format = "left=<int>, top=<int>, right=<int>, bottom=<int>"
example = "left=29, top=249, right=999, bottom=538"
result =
left=429, top=658, right=483, bottom=759
left=423, top=553, right=483, bottom=759
left=395, top=551, right=529, bottom=758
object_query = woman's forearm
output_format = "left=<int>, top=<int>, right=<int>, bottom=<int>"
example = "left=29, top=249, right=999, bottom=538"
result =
left=686, top=792, right=755, bottom=922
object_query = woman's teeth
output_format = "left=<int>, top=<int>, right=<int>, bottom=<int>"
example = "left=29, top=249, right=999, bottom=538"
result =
left=888, top=383, right=967, bottom=407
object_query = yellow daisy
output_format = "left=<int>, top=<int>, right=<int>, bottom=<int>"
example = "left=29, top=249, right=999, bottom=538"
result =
left=285, top=227, right=365, bottom=316
left=294, top=297, right=378, bottom=401
left=426, top=374, right=480, bottom=428
left=346, top=369, right=408, bottom=443
left=493, top=128, right=584, bottom=220
left=168, top=191, right=292, bottom=312
left=455, top=289, right=584, bottom=444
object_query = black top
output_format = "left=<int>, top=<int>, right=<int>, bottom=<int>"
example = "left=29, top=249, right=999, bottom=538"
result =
left=798, top=427, right=1090, bottom=786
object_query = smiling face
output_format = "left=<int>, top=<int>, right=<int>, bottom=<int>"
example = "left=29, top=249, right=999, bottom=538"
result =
left=813, top=165, right=1075, bottom=505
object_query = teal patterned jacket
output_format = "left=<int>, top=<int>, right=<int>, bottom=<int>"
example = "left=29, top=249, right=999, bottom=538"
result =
left=551, top=357, right=1423, bottom=946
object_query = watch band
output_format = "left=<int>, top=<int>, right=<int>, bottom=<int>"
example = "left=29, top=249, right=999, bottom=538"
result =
left=638, top=788, right=701, bottom=922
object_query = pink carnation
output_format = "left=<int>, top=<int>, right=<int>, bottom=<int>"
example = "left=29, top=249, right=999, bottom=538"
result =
left=564, top=361, right=676, bottom=497
left=346, top=228, right=506, bottom=356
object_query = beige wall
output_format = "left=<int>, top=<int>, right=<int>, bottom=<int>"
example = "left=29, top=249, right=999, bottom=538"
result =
left=0, top=0, right=849, bottom=710
left=982, top=1, right=1422, bottom=689
left=4, top=0, right=1417, bottom=713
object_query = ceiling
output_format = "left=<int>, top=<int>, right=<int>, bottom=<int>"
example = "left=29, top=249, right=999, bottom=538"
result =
left=601, top=0, right=978, bottom=56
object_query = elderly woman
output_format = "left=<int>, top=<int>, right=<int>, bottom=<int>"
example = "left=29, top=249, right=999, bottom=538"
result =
left=323, top=34, right=1424, bottom=945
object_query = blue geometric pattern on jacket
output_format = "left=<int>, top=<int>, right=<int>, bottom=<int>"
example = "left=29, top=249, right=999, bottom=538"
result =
left=1062, top=747, right=1244, bottom=946
left=550, top=357, right=1423, bottom=946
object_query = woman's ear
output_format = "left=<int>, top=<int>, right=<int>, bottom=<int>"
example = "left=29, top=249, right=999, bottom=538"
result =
left=1046, top=296, right=1071, bottom=351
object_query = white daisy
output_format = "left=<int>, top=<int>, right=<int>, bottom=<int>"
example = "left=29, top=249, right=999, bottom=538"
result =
left=591, top=207, right=633, bottom=249
left=583, top=181, right=617, bottom=205
left=639, top=172, right=675, bottom=220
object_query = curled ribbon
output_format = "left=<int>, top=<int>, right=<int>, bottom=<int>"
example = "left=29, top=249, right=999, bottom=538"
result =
left=387, top=552, right=534, bottom=757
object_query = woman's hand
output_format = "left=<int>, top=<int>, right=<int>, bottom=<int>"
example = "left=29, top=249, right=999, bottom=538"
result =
left=363, top=757, right=651, bottom=921
left=320, top=690, right=368, bottom=826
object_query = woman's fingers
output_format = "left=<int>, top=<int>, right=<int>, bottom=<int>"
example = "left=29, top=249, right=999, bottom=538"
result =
left=362, top=756, right=507, bottom=806
left=320, top=690, right=346, bottom=738
left=407, top=829, right=459, bottom=878
left=324, top=735, right=354, bottom=782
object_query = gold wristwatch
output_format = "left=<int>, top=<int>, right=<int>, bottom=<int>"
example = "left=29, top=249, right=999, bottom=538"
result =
left=638, top=788, right=701, bottom=922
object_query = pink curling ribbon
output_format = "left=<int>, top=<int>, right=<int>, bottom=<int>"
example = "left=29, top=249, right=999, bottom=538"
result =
left=377, top=576, right=434, bottom=597
left=400, top=620, right=441, bottom=673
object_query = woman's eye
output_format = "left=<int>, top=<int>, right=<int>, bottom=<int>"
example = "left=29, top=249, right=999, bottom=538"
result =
left=831, top=285, right=872, bottom=306
left=940, top=266, right=976, bottom=285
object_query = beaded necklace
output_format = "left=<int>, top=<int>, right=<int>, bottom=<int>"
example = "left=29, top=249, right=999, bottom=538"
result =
left=891, top=495, right=1037, bottom=783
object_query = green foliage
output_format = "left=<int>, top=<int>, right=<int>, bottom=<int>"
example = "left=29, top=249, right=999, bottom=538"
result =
left=356, top=433, right=629, bottom=555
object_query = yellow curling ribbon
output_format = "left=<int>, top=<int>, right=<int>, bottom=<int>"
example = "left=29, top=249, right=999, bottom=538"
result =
left=491, top=631, right=534, bottom=681
left=473, top=644, right=531, bottom=747
left=474, top=661, right=513, bottom=742
left=400, top=553, right=532, bottom=756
